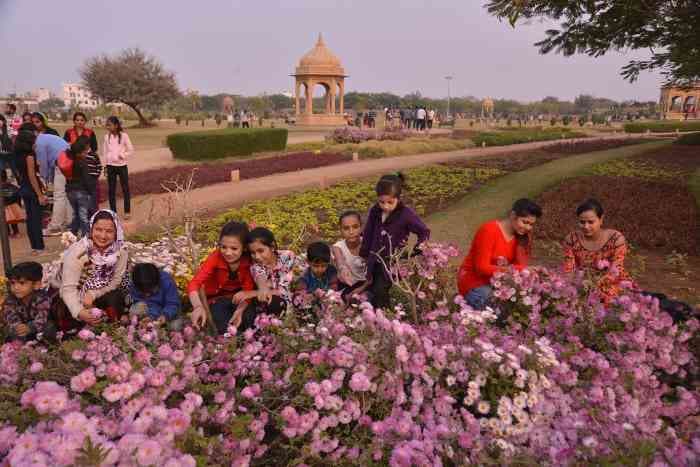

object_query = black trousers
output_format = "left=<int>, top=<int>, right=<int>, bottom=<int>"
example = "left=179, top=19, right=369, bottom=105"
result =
left=210, top=296, right=286, bottom=335
left=370, top=265, right=392, bottom=309
left=107, top=165, right=131, bottom=214
left=21, top=193, right=44, bottom=250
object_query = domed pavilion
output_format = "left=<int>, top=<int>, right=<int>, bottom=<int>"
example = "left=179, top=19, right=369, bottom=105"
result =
left=293, top=34, right=347, bottom=126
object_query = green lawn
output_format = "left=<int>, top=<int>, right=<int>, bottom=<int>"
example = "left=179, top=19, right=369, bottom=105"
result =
left=426, top=140, right=670, bottom=250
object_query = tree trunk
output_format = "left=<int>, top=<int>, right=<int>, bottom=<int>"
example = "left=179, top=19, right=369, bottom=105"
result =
left=128, top=104, right=152, bottom=128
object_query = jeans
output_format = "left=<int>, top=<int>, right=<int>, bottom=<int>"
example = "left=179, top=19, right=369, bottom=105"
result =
left=107, top=165, right=131, bottom=214
left=67, top=190, right=94, bottom=237
left=21, top=192, right=44, bottom=250
left=48, top=167, right=73, bottom=231
left=464, top=286, right=493, bottom=310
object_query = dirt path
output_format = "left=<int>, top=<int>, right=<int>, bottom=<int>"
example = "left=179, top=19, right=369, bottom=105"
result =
left=3, top=135, right=653, bottom=266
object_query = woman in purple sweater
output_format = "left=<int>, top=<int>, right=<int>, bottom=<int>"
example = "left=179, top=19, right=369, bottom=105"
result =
left=360, top=173, right=430, bottom=309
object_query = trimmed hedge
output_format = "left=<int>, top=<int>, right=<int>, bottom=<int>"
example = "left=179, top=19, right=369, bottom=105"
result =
left=624, top=121, right=700, bottom=133
left=675, top=132, right=700, bottom=145
left=470, top=128, right=586, bottom=147
left=167, top=128, right=288, bottom=160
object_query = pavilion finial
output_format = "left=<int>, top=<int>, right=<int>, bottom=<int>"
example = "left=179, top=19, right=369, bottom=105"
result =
left=317, top=33, right=324, bottom=46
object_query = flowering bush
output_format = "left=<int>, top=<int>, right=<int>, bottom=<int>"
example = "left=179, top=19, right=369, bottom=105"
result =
left=0, top=243, right=698, bottom=466
left=329, top=127, right=410, bottom=144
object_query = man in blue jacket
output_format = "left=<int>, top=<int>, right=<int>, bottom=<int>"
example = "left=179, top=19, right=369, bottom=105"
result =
left=34, top=132, right=71, bottom=236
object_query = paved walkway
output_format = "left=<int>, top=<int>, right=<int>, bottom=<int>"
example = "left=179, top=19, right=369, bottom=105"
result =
left=2, top=134, right=648, bottom=265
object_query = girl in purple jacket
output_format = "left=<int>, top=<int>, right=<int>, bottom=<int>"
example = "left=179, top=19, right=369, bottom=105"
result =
left=360, top=173, right=430, bottom=309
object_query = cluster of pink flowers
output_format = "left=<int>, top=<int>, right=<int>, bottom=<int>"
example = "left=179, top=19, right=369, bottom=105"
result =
left=0, top=242, right=697, bottom=466
left=329, top=127, right=410, bottom=144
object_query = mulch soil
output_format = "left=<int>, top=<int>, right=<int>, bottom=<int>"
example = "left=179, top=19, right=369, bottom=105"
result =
left=101, top=152, right=351, bottom=198
left=444, top=138, right=647, bottom=172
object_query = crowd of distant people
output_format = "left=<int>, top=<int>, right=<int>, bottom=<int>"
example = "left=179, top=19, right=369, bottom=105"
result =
left=346, top=106, right=439, bottom=130
left=1, top=103, right=133, bottom=255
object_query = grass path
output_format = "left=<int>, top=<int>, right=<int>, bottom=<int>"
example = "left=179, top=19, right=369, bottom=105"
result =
left=426, top=141, right=670, bottom=251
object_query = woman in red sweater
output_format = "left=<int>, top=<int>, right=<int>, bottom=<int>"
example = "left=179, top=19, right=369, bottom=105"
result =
left=457, top=199, right=542, bottom=309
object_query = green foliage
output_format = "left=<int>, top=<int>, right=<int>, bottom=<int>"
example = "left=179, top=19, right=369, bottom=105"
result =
left=471, top=128, right=585, bottom=147
left=167, top=128, right=288, bottom=161
left=287, top=138, right=473, bottom=159
left=74, top=437, right=111, bottom=466
left=624, top=121, right=700, bottom=133
left=204, top=165, right=502, bottom=250
left=675, top=132, right=700, bottom=145
left=486, top=0, right=700, bottom=85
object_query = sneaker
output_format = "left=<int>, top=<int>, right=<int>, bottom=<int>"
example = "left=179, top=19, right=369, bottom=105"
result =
left=123, top=213, right=131, bottom=220
left=42, top=227, right=63, bottom=237
left=31, top=249, right=43, bottom=256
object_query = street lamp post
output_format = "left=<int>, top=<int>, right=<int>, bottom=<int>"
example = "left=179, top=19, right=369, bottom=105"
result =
left=444, top=76, right=453, bottom=119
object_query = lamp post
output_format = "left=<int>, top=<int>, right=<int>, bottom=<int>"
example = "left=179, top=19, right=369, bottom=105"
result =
left=444, top=76, right=453, bottom=119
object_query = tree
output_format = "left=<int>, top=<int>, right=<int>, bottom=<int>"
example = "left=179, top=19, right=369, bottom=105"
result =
left=80, top=48, right=180, bottom=127
left=574, top=94, right=595, bottom=114
left=486, top=0, right=700, bottom=85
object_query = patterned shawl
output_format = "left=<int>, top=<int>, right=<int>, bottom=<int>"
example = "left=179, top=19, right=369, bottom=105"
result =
left=79, top=209, right=125, bottom=291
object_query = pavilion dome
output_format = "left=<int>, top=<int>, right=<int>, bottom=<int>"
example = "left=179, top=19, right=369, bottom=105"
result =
left=295, top=34, right=345, bottom=76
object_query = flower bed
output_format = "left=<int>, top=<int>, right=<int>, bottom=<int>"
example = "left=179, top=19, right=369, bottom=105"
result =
left=446, top=138, right=646, bottom=173
left=535, top=175, right=699, bottom=254
left=204, top=165, right=502, bottom=250
left=0, top=240, right=698, bottom=465
left=329, top=127, right=410, bottom=144
left=99, top=152, right=351, bottom=199
left=470, top=128, right=587, bottom=147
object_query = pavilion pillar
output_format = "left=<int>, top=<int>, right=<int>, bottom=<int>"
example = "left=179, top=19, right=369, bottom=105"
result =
left=306, top=79, right=313, bottom=115
left=330, top=79, right=336, bottom=114
left=295, top=81, right=301, bottom=116
left=340, top=79, right=345, bottom=115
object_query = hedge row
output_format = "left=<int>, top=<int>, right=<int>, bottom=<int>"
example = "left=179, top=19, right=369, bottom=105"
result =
left=675, top=132, right=700, bottom=145
left=624, top=121, right=700, bottom=133
left=167, top=128, right=288, bottom=161
left=470, top=128, right=586, bottom=147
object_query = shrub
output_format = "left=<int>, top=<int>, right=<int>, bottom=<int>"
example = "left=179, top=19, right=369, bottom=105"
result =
left=0, top=245, right=697, bottom=466
left=624, top=121, right=700, bottom=133
left=167, top=128, right=288, bottom=161
left=675, top=132, right=700, bottom=145
left=471, top=128, right=585, bottom=147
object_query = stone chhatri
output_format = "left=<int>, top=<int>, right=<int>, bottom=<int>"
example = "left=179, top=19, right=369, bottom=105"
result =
left=293, top=34, right=347, bottom=126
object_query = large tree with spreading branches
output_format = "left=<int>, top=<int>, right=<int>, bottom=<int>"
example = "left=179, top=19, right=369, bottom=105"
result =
left=486, top=0, right=700, bottom=86
left=80, top=48, right=180, bottom=126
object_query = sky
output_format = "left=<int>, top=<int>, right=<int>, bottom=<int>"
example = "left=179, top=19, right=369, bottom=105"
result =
left=0, top=0, right=663, bottom=102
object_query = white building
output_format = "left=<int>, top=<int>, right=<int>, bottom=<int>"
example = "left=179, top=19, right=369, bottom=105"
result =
left=62, top=82, right=100, bottom=109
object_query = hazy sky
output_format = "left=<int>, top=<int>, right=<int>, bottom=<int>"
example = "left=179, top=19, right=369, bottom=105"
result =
left=1, top=0, right=662, bottom=102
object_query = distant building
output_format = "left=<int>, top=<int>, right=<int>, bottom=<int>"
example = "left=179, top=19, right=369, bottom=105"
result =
left=0, top=97, right=39, bottom=112
left=62, top=82, right=100, bottom=109
left=32, top=87, right=54, bottom=102
left=660, top=83, right=699, bottom=120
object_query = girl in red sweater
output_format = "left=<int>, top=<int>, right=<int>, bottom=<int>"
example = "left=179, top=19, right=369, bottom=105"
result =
left=457, top=199, right=542, bottom=309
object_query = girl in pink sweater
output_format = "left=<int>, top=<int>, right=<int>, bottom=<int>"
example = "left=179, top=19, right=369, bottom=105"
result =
left=103, top=117, right=134, bottom=219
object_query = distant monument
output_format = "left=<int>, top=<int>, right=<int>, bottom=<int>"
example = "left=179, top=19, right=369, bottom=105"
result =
left=660, top=84, right=699, bottom=120
left=481, top=97, right=494, bottom=118
left=292, top=34, right=347, bottom=126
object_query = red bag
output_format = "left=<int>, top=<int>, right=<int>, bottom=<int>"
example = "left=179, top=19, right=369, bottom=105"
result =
left=57, top=151, right=74, bottom=179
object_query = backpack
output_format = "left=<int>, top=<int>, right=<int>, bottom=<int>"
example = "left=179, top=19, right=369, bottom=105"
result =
left=57, top=151, right=74, bottom=179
